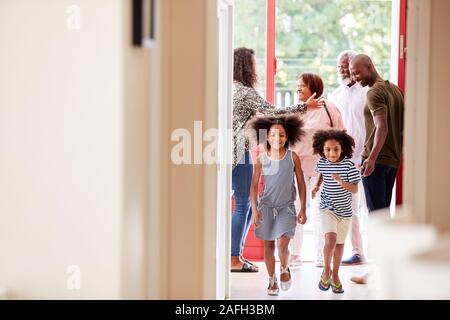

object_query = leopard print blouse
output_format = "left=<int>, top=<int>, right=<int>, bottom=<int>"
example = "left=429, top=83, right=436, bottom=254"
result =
left=232, top=81, right=307, bottom=169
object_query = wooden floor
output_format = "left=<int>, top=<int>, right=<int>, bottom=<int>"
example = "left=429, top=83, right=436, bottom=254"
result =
left=230, top=261, right=382, bottom=300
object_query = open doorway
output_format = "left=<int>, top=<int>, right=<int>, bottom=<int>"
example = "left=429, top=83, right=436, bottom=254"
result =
left=229, top=0, right=405, bottom=298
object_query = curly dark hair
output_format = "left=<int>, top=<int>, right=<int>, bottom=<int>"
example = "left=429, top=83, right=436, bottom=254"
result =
left=234, top=47, right=258, bottom=88
left=312, top=129, right=355, bottom=160
left=246, top=115, right=305, bottom=150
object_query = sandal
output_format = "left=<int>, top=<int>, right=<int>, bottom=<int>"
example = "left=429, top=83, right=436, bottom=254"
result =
left=230, top=262, right=258, bottom=273
left=241, top=257, right=259, bottom=270
left=318, top=270, right=331, bottom=291
left=331, top=281, right=344, bottom=294
left=289, top=254, right=302, bottom=268
left=267, top=274, right=279, bottom=296
left=280, top=266, right=292, bottom=291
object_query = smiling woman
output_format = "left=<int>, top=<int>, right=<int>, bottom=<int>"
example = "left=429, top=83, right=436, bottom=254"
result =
left=233, top=0, right=396, bottom=267
left=289, top=72, right=345, bottom=266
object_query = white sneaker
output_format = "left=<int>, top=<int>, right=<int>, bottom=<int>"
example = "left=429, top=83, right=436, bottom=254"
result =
left=288, top=255, right=302, bottom=268
left=315, top=256, right=324, bottom=268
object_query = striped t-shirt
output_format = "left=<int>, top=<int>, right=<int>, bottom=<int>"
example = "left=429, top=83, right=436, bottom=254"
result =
left=316, top=157, right=361, bottom=218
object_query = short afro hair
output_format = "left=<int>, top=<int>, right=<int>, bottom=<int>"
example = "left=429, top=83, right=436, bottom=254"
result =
left=312, top=129, right=355, bottom=160
left=246, top=114, right=305, bottom=150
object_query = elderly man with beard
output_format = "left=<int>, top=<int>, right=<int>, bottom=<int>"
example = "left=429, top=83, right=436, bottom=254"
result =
left=328, top=50, right=368, bottom=265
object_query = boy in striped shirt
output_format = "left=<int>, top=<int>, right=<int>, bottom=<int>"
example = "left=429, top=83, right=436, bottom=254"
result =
left=312, top=129, right=360, bottom=294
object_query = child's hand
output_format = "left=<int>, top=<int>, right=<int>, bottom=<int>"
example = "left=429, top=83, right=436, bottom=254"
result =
left=297, top=209, right=307, bottom=225
left=311, top=186, right=320, bottom=199
left=252, top=210, right=262, bottom=228
left=331, top=173, right=342, bottom=184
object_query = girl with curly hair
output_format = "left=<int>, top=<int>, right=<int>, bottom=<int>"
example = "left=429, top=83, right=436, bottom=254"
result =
left=247, top=115, right=307, bottom=295
left=311, top=129, right=360, bottom=294
left=231, top=48, right=324, bottom=273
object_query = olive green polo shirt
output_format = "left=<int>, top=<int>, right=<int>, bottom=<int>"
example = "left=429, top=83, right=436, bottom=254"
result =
left=362, top=80, right=404, bottom=168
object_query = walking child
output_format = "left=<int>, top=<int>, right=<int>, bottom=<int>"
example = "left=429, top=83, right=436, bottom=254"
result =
left=312, top=129, right=360, bottom=294
left=247, top=115, right=307, bottom=296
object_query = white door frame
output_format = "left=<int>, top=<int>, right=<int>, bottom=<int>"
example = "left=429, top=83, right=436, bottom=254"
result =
left=216, top=0, right=234, bottom=300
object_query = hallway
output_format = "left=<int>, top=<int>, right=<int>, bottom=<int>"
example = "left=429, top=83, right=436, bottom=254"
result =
left=231, top=262, right=379, bottom=300
left=1, top=0, right=450, bottom=300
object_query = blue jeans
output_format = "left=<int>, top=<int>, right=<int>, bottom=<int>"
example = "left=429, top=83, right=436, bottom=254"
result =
left=231, top=152, right=253, bottom=257
left=362, top=163, right=397, bottom=213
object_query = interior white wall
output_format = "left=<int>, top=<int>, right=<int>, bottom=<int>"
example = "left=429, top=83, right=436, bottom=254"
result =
left=149, top=0, right=220, bottom=299
left=121, top=0, right=151, bottom=300
left=404, top=0, right=450, bottom=232
left=426, top=0, right=450, bottom=232
left=0, top=0, right=151, bottom=299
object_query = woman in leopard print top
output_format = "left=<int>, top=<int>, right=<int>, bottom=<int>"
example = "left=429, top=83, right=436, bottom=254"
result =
left=233, top=81, right=306, bottom=169
left=231, top=47, right=323, bottom=272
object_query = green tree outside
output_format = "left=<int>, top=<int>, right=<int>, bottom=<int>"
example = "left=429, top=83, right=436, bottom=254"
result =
left=234, top=0, right=392, bottom=104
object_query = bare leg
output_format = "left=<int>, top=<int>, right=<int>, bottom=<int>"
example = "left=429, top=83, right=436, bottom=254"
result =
left=277, top=236, right=291, bottom=282
left=264, top=240, right=278, bottom=291
left=230, top=256, right=241, bottom=269
left=332, top=244, right=344, bottom=284
left=323, top=233, right=337, bottom=279
left=264, top=240, right=276, bottom=277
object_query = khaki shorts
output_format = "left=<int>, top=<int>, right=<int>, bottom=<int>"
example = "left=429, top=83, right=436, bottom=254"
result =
left=320, top=209, right=351, bottom=244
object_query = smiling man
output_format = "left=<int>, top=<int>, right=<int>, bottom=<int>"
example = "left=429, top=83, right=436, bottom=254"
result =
left=348, top=53, right=404, bottom=285
left=349, top=54, right=404, bottom=213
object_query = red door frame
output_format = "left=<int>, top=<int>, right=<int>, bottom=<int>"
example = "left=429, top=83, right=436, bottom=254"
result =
left=396, top=0, right=407, bottom=205
left=398, top=0, right=407, bottom=91
left=242, top=0, right=277, bottom=261
left=266, top=0, right=276, bottom=104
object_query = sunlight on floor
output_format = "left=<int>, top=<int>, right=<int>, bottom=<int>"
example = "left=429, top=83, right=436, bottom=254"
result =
left=231, top=262, right=382, bottom=300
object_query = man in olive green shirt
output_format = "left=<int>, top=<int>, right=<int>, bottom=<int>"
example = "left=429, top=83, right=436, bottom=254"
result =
left=347, top=54, right=404, bottom=285
left=349, top=54, right=404, bottom=212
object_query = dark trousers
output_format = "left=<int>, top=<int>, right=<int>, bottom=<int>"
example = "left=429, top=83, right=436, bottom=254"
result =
left=362, top=163, right=397, bottom=213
